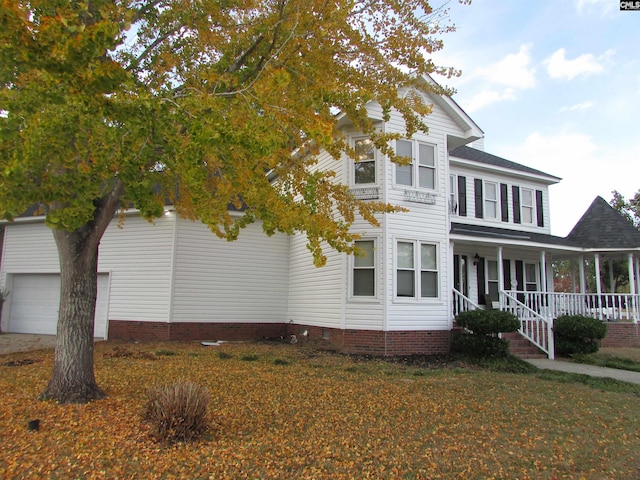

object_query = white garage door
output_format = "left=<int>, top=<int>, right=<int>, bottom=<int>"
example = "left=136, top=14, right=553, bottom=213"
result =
left=7, top=273, right=109, bottom=338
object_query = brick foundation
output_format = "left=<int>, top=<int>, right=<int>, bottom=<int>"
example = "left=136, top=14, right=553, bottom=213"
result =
left=108, top=320, right=287, bottom=343
left=601, top=322, right=640, bottom=348
left=288, top=324, right=451, bottom=356
left=108, top=320, right=452, bottom=356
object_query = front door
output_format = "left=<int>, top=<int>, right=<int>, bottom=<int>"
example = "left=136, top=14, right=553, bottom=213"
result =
left=453, top=254, right=468, bottom=297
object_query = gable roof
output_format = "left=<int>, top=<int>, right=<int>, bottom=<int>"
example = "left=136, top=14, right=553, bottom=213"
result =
left=450, top=146, right=561, bottom=183
left=566, top=196, right=640, bottom=249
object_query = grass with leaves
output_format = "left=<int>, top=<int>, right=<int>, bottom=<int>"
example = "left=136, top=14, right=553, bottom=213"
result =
left=1, top=342, right=639, bottom=479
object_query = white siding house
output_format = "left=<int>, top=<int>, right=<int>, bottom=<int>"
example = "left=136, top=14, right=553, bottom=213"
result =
left=2, top=77, right=639, bottom=355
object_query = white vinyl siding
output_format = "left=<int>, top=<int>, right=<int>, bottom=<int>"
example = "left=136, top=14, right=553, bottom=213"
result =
left=171, top=218, right=289, bottom=323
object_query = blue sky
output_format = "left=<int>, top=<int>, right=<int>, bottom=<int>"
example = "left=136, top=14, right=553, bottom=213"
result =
left=431, top=0, right=640, bottom=236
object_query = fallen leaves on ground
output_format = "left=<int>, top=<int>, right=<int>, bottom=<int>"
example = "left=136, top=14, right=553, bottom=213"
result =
left=1, top=342, right=639, bottom=479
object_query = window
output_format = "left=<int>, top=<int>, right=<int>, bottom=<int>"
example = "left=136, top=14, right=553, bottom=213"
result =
left=395, top=140, right=436, bottom=189
left=487, top=260, right=499, bottom=300
left=396, top=241, right=439, bottom=299
left=353, top=137, right=376, bottom=184
left=525, top=263, right=538, bottom=291
left=449, top=175, right=457, bottom=214
left=421, top=244, right=438, bottom=297
left=521, top=188, right=534, bottom=224
left=396, top=242, right=415, bottom=297
left=353, top=240, right=375, bottom=296
left=484, top=181, right=498, bottom=219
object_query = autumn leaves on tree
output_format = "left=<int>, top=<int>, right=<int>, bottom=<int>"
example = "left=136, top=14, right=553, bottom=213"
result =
left=0, top=0, right=466, bottom=403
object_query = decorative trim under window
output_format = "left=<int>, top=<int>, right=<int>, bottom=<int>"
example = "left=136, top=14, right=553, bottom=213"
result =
left=350, top=186, right=380, bottom=200
left=404, top=190, right=436, bottom=204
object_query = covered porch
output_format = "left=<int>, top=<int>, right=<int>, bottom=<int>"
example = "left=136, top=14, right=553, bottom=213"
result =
left=450, top=219, right=640, bottom=359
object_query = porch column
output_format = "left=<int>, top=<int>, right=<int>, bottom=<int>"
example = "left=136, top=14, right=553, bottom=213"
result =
left=571, top=259, right=577, bottom=293
left=628, top=253, right=637, bottom=295
left=595, top=253, right=603, bottom=318
left=497, top=246, right=504, bottom=291
left=539, top=250, right=547, bottom=293
left=579, top=255, right=586, bottom=293
left=629, top=254, right=638, bottom=324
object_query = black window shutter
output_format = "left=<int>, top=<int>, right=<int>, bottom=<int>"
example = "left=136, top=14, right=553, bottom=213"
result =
left=500, top=183, right=509, bottom=222
left=512, top=186, right=521, bottom=224
left=474, top=179, right=483, bottom=218
left=536, top=190, right=544, bottom=227
left=458, top=176, right=467, bottom=217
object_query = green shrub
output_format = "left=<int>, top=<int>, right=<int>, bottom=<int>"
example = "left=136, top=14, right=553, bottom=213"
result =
left=452, top=309, right=520, bottom=358
left=455, top=309, right=520, bottom=335
left=145, top=381, right=210, bottom=443
left=451, top=331, right=510, bottom=358
left=554, top=315, right=607, bottom=356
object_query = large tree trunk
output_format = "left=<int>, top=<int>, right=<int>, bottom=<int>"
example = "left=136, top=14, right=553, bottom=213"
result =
left=43, top=227, right=106, bottom=403
left=43, top=183, right=123, bottom=404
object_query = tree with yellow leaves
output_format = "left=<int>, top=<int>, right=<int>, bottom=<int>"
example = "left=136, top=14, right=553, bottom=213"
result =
left=0, top=0, right=466, bottom=403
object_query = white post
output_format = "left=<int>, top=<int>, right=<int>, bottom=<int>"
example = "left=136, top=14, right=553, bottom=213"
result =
left=497, top=246, right=504, bottom=308
left=540, top=251, right=547, bottom=293
left=629, top=254, right=637, bottom=323
left=595, top=253, right=602, bottom=319
left=579, top=255, right=586, bottom=293
left=571, top=259, right=577, bottom=293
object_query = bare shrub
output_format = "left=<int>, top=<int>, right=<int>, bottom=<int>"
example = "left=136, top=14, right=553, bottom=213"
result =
left=145, top=381, right=210, bottom=443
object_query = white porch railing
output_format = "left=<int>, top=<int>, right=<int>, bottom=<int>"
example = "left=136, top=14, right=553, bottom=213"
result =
left=452, top=288, right=480, bottom=317
left=506, top=291, right=640, bottom=323
left=500, top=291, right=555, bottom=360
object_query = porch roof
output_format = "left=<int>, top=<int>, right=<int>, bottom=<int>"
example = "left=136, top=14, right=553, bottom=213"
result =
left=450, top=222, right=577, bottom=251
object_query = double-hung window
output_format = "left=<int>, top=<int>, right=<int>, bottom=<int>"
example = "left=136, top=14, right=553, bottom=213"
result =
left=484, top=181, right=498, bottom=219
left=353, top=137, right=376, bottom=185
left=353, top=240, right=375, bottom=297
left=395, top=140, right=436, bottom=189
left=521, top=188, right=534, bottom=224
left=396, top=241, right=439, bottom=299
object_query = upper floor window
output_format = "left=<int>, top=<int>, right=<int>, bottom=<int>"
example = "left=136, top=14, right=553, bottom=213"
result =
left=395, top=140, right=436, bottom=189
left=396, top=240, right=439, bottom=299
left=484, top=181, right=498, bottom=219
left=521, top=188, right=534, bottom=224
left=353, top=137, right=376, bottom=185
left=353, top=240, right=375, bottom=297
left=513, top=186, right=545, bottom=227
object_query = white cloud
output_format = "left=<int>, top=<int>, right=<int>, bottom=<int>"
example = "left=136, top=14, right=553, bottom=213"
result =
left=559, top=101, right=595, bottom=113
left=477, top=44, right=536, bottom=89
left=464, top=89, right=517, bottom=113
left=574, top=0, right=616, bottom=15
left=498, top=132, right=639, bottom=236
left=545, top=48, right=608, bottom=80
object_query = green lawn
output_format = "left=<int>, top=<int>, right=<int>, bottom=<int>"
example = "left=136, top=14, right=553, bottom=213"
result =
left=1, top=342, right=639, bottom=479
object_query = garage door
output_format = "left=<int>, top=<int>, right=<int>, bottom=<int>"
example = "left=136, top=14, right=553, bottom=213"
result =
left=7, top=273, right=109, bottom=338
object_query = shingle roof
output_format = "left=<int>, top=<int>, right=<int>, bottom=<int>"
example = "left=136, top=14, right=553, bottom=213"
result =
left=449, top=146, right=560, bottom=181
left=566, top=196, right=640, bottom=249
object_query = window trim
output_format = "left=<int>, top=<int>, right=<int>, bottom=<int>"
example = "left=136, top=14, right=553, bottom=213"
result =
left=394, top=239, right=440, bottom=301
left=350, top=238, right=378, bottom=300
left=352, top=136, right=377, bottom=186
left=394, top=139, right=437, bottom=190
